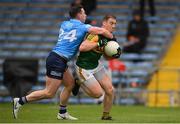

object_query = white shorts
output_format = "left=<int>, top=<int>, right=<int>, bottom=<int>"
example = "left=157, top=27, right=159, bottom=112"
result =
left=75, top=62, right=107, bottom=83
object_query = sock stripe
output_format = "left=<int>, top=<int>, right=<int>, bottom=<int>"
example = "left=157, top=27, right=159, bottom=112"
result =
left=22, top=96, right=27, bottom=103
left=59, top=105, right=67, bottom=114
left=60, top=105, right=66, bottom=107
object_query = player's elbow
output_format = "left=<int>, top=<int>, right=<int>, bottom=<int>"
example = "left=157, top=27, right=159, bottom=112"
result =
left=89, top=27, right=105, bottom=35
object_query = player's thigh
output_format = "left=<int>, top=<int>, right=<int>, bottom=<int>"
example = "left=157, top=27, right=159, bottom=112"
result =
left=81, top=77, right=103, bottom=97
left=75, top=65, right=103, bottom=96
left=45, top=76, right=62, bottom=95
left=94, top=67, right=114, bottom=93
left=45, top=52, right=67, bottom=94
left=63, top=68, right=74, bottom=88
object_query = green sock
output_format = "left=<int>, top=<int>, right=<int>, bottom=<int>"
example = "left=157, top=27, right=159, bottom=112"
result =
left=103, top=112, right=109, bottom=117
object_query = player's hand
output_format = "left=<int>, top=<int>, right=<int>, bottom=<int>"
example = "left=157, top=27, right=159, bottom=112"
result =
left=111, top=36, right=117, bottom=41
left=97, top=39, right=108, bottom=47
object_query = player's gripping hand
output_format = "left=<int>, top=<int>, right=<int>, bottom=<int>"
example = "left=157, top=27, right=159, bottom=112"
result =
left=97, top=39, right=108, bottom=47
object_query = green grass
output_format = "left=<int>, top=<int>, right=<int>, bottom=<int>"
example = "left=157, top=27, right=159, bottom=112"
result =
left=1, top=103, right=180, bottom=123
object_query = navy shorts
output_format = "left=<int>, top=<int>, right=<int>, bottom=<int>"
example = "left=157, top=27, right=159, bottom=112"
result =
left=46, top=52, right=68, bottom=80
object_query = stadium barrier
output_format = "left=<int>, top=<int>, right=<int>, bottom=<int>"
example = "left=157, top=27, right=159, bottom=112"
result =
left=113, top=67, right=180, bottom=106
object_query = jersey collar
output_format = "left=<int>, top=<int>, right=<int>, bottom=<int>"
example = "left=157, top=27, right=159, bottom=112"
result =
left=70, top=19, right=82, bottom=24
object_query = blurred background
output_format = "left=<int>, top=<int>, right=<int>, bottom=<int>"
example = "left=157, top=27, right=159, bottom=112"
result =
left=0, top=0, right=180, bottom=107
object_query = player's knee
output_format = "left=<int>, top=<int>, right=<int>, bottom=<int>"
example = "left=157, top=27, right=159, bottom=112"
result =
left=105, top=86, right=114, bottom=96
left=92, top=91, right=103, bottom=98
left=45, top=90, right=55, bottom=98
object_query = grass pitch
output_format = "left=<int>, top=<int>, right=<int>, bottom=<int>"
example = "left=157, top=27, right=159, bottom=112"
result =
left=1, top=103, right=180, bottom=123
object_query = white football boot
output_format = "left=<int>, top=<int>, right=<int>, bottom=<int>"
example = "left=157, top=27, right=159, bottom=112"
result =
left=57, top=112, right=78, bottom=120
left=13, top=98, right=22, bottom=119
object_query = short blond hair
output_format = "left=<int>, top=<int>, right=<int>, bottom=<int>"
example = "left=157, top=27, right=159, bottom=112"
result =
left=103, top=15, right=116, bottom=21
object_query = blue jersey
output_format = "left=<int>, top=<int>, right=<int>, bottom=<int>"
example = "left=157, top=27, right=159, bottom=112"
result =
left=52, top=19, right=91, bottom=60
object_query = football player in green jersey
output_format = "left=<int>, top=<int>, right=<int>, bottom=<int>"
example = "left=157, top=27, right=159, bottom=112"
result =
left=73, top=15, right=121, bottom=120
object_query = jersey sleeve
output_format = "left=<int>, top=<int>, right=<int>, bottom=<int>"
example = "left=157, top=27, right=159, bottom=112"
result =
left=84, top=24, right=92, bottom=32
left=86, top=34, right=99, bottom=43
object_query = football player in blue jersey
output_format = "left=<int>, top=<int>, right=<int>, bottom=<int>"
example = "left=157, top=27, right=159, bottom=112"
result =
left=12, top=5, right=113, bottom=120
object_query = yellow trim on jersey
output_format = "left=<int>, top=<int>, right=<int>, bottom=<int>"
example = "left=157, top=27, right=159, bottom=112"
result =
left=85, top=33, right=103, bottom=53
left=86, top=34, right=99, bottom=43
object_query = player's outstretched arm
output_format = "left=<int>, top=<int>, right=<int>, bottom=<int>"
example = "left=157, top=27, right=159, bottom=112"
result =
left=88, top=27, right=113, bottom=39
left=79, top=39, right=98, bottom=52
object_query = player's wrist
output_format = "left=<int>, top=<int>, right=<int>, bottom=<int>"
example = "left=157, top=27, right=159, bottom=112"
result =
left=98, top=39, right=107, bottom=47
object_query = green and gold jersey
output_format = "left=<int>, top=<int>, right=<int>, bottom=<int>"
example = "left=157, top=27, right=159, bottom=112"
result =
left=76, top=33, right=109, bottom=70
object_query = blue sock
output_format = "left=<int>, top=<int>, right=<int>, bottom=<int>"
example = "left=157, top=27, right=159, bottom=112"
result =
left=59, top=105, right=67, bottom=114
left=18, top=96, right=28, bottom=105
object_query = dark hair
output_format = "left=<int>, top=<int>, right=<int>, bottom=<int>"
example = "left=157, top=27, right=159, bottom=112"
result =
left=69, top=5, right=83, bottom=18
left=133, top=10, right=141, bottom=16
left=103, top=15, right=116, bottom=21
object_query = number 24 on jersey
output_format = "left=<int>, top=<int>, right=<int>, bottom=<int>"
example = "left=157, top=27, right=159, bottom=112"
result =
left=58, top=29, right=77, bottom=42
